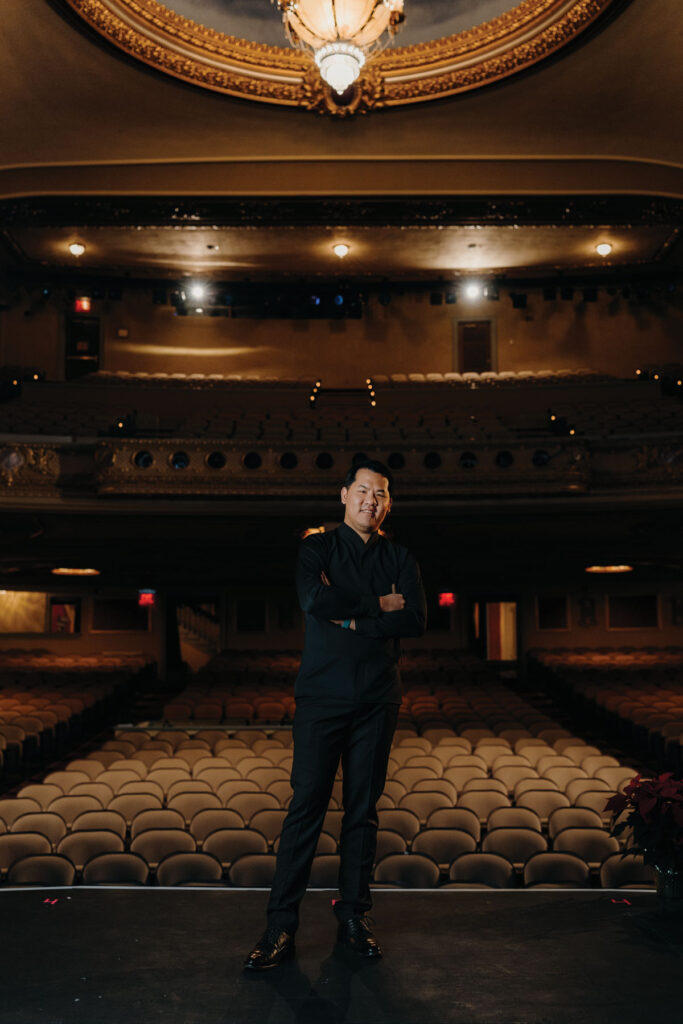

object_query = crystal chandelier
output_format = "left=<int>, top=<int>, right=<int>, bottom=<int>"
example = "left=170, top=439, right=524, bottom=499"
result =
left=275, top=1, right=405, bottom=96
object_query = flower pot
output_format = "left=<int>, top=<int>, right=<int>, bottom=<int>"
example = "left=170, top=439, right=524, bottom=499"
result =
left=655, top=865, right=683, bottom=899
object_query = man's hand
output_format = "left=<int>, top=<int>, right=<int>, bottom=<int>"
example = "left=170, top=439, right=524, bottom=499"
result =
left=379, top=592, right=405, bottom=612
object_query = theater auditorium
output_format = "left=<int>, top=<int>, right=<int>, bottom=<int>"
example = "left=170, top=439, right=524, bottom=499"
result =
left=0, top=1, right=682, bottom=1021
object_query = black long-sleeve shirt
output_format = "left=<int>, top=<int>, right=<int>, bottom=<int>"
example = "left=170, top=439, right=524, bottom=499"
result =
left=295, top=522, right=427, bottom=703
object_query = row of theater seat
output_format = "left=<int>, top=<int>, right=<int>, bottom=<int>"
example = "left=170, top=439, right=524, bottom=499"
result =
left=0, top=658, right=148, bottom=775
left=530, top=648, right=683, bottom=772
left=0, top=848, right=654, bottom=890
left=90, top=369, right=612, bottom=385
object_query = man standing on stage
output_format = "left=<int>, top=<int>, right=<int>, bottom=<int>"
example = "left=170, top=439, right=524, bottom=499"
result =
left=244, top=458, right=427, bottom=970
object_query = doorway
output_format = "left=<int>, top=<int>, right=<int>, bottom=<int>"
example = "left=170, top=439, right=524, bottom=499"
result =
left=472, top=599, right=518, bottom=661
left=454, top=320, right=494, bottom=373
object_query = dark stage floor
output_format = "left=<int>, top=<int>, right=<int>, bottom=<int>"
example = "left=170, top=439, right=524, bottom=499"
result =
left=1, top=887, right=681, bottom=1024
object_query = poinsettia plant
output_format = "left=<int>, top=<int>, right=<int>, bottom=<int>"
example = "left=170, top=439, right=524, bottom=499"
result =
left=605, top=772, right=683, bottom=871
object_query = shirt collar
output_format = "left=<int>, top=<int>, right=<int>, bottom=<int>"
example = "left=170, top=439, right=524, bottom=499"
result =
left=338, top=521, right=381, bottom=553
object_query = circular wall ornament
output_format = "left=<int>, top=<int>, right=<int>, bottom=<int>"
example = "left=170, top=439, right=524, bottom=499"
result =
left=62, top=0, right=618, bottom=115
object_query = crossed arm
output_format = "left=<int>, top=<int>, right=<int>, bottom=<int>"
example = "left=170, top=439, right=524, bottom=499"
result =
left=296, top=537, right=427, bottom=639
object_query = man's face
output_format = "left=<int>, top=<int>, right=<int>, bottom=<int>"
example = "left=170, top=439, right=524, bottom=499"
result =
left=341, top=468, right=391, bottom=536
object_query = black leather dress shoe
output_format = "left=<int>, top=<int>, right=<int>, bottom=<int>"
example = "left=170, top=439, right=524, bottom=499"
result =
left=243, top=927, right=295, bottom=971
left=336, top=916, right=382, bottom=958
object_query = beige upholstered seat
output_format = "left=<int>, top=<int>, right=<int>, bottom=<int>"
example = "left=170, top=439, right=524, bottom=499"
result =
left=447, top=852, right=516, bottom=888
left=57, top=830, right=125, bottom=871
left=156, top=851, right=223, bottom=886
left=374, top=853, right=440, bottom=888
left=228, top=853, right=277, bottom=886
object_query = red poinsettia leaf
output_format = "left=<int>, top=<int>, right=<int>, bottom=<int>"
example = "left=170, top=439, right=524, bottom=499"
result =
left=604, top=793, right=628, bottom=815
left=638, top=795, right=658, bottom=821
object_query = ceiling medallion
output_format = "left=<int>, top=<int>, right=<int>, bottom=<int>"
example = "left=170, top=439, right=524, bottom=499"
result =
left=62, top=0, right=618, bottom=116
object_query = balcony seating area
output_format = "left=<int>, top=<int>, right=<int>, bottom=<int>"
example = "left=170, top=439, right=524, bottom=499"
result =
left=2, top=373, right=682, bottom=447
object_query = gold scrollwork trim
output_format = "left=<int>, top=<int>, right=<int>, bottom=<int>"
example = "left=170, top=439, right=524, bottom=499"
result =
left=62, top=0, right=617, bottom=113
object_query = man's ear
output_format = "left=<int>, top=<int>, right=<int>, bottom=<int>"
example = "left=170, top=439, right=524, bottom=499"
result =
left=341, top=486, right=348, bottom=505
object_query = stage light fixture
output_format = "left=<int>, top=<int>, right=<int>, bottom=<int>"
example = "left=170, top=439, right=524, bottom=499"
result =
left=69, top=242, right=86, bottom=257
left=485, top=283, right=499, bottom=301
left=333, top=243, right=350, bottom=258
left=511, top=293, right=527, bottom=309
left=596, top=242, right=613, bottom=257
left=438, top=592, right=456, bottom=608
left=189, top=283, right=207, bottom=301
left=429, top=292, right=443, bottom=306
left=445, top=290, right=457, bottom=304
left=334, top=294, right=344, bottom=307
left=464, top=282, right=482, bottom=300
left=280, top=452, right=298, bottom=469
left=583, top=287, right=598, bottom=302
left=310, top=295, right=321, bottom=307
left=74, top=296, right=91, bottom=313
left=244, top=452, right=263, bottom=469
left=138, top=589, right=156, bottom=607
left=543, top=287, right=556, bottom=301
left=460, top=451, right=477, bottom=469
left=561, top=287, right=573, bottom=301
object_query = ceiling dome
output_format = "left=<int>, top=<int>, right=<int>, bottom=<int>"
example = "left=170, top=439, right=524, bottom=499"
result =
left=62, top=0, right=618, bottom=115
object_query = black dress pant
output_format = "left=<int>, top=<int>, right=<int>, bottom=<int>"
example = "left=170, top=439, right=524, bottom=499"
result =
left=267, top=698, right=399, bottom=934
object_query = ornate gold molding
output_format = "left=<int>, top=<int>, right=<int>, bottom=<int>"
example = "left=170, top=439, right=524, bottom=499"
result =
left=0, top=445, right=59, bottom=490
left=62, top=0, right=617, bottom=114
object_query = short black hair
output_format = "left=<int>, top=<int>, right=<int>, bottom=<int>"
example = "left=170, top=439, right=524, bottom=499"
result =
left=343, top=457, right=394, bottom=494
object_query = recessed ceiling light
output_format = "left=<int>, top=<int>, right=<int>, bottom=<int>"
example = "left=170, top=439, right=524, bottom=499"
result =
left=69, top=242, right=86, bottom=257
left=51, top=567, right=100, bottom=576
left=584, top=565, right=633, bottom=574
left=595, top=242, right=612, bottom=257
left=333, top=243, right=350, bottom=259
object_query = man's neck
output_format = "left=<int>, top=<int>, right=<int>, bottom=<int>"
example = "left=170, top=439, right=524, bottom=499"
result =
left=343, top=519, right=374, bottom=544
